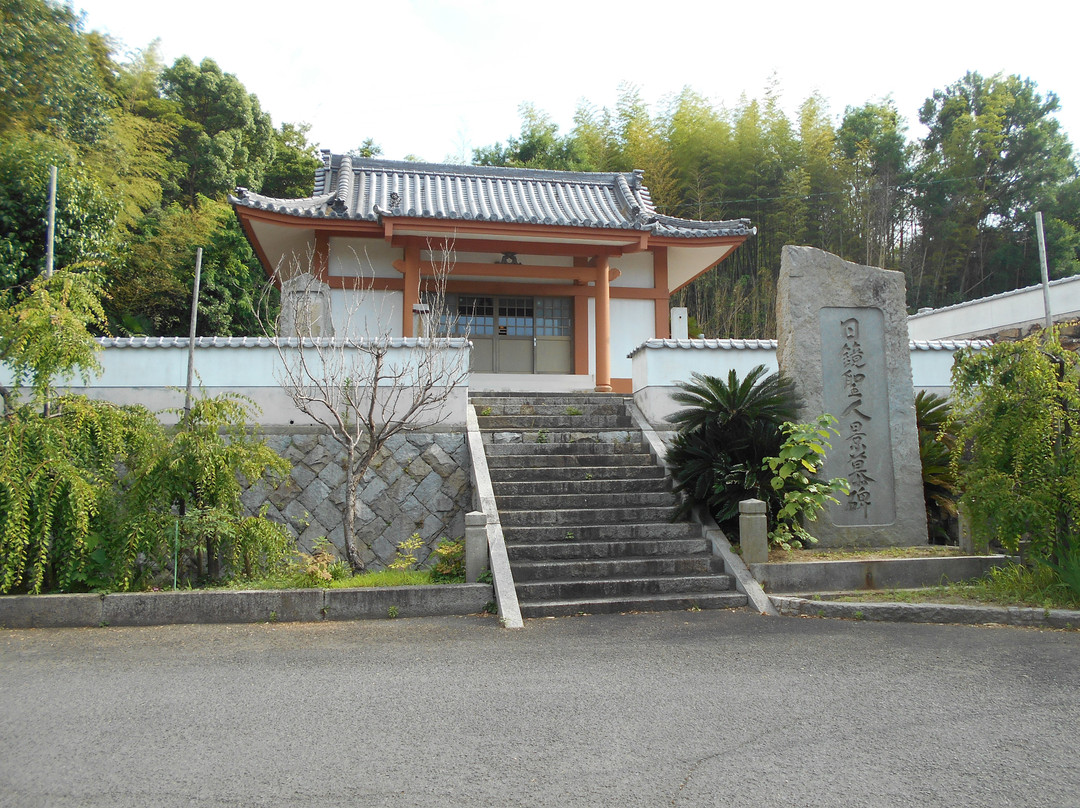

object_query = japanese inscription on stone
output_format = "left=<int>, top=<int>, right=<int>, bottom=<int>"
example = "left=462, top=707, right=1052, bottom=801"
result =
left=819, top=307, right=896, bottom=525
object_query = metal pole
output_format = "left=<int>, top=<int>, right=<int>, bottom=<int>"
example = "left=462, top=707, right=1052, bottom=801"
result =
left=1035, top=211, right=1052, bottom=330
left=45, top=166, right=57, bottom=279
left=184, top=247, right=203, bottom=418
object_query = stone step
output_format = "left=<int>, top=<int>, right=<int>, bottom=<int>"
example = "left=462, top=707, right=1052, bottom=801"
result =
left=473, top=403, right=626, bottom=417
left=484, top=449, right=654, bottom=466
left=482, top=429, right=643, bottom=446
left=499, top=506, right=677, bottom=527
left=490, top=464, right=667, bottom=483
left=514, top=574, right=736, bottom=601
left=496, top=491, right=674, bottom=511
left=520, top=591, right=747, bottom=618
left=511, top=555, right=717, bottom=582
left=507, top=538, right=711, bottom=561
left=477, top=414, right=634, bottom=431
left=492, top=477, right=671, bottom=497
left=502, top=522, right=701, bottom=543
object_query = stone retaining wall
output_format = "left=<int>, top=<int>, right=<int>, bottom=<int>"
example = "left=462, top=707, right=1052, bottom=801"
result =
left=241, top=429, right=472, bottom=569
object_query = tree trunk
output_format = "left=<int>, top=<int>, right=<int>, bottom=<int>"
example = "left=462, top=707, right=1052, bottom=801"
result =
left=342, top=443, right=365, bottom=573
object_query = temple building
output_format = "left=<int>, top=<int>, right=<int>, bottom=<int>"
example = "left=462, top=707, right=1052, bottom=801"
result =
left=230, top=153, right=754, bottom=392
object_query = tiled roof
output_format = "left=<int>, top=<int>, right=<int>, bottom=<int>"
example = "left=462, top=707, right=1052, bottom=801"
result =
left=627, top=337, right=991, bottom=358
left=231, top=154, right=754, bottom=240
left=96, top=337, right=470, bottom=349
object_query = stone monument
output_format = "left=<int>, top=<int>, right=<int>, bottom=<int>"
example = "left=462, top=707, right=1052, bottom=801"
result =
left=776, top=246, right=927, bottom=547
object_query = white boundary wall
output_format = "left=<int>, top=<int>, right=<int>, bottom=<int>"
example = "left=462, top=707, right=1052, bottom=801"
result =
left=907, top=275, right=1080, bottom=340
left=629, top=338, right=990, bottom=427
left=5, top=337, right=471, bottom=427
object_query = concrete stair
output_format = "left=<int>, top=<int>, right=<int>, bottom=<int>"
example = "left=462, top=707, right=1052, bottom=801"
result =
left=473, top=392, right=747, bottom=618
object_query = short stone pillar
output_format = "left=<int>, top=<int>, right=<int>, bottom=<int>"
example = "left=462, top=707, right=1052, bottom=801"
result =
left=776, top=245, right=928, bottom=547
left=739, top=499, right=769, bottom=565
left=957, top=504, right=975, bottom=555
left=465, top=511, right=488, bottom=583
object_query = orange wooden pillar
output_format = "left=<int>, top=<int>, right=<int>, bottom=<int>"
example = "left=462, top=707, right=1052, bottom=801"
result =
left=402, top=240, right=420, bottom=337
left=594, top=256, right=612, bottom=392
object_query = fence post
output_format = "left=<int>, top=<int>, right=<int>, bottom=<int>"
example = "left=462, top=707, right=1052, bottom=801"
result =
left=739, top=499, right=769, bottom=565
left=465, top=511, right=488, bottom=583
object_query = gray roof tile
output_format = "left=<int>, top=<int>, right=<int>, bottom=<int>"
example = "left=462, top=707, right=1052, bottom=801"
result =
left=232, top=154, right=754, bottom=239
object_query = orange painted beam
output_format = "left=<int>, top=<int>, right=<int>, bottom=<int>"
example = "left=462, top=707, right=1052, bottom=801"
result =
left=594, top=256, right=611, bottom=393
left=653, top=246, right=670, bottom=339
left=402, top=240, right=420, bottom=337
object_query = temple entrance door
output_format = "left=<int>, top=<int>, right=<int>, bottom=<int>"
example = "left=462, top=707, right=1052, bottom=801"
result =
left=496, top=296, right=534, bottom=373
left=456, top=294, right=572, bottom=374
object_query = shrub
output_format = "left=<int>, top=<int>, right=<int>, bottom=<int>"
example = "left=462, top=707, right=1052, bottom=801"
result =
left=948, top=329, right=1080, bottom=568
left=665, top=365, right=799, bottom=526
left=915, top=390, right=959, bottom=543
left=429, top=537, right=465, bottom=583
left=763, top=415, right=849, bottom=550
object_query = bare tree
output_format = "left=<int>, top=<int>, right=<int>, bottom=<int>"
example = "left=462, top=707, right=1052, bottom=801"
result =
left=259, top=241, right=469, bottom=572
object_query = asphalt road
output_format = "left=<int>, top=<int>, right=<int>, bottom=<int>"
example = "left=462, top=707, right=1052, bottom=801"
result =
left=1, top=610, right=1077, bottom=808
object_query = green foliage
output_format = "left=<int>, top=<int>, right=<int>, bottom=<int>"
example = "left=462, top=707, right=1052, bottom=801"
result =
left=286, top=538, right=349, bottom=586
left=127, top=393, right=292, bottom=584
left=159, top=56, right=275, bottom=205
left=535, top=428, right=548, bottom=444
left=665, top=365, right=799, bottom=525
left=914, top=391, right=959, bottom=542
left=261, top=122, right=321, bottom=198
left=948, top=330, right=1080, bottom=564
left=565, top=406, right=583, bottom=416
left=0, top=132, right=120, bottom=288
left=763, top=415, right=850, bottom=551
left=0, top=394, right=160, bottom=593
left=429, top=537, right=465, bottom=583
left=0, top=268, right=107, bottom=406
left=389, top=532, right=424, bottom=572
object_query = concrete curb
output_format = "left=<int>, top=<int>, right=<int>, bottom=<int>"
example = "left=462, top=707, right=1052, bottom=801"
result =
left=751, top=555, right=1012, bottom=593
left=0, top=584, right=493, bottom=629
left=771, top=595, right=1080, bottom=630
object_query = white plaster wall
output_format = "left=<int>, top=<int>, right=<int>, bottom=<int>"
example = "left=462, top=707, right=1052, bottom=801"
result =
left=330, top=289, right=402, bottom=339
left=249, top=221, right=313, bottom=274
left=329, top=237, right=400, bottom=278
left=611, top=252, right=654, bottom=288
left=17, top=341, right=471, bottom=427
left=611, top=299, right=655, bottom=379
left=631, top=342, right=976, bottom=426
left=907, top=275, right=1080, bottom=340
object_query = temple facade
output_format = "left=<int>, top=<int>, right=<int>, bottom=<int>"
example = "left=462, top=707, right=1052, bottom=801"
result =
left=230, top=153, right=754, bottom=393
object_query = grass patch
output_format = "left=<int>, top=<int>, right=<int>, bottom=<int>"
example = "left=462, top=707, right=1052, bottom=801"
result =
left=824, top=563, right=1080, bottom=610
left=229, top=569, right=434, bottom=591
left=768, top=545, right=967, bottom=563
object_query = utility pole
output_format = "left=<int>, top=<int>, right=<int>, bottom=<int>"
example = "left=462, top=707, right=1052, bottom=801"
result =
left=1035, top=211, right=1052, bottom=330
left=45, top=166, right=57, bottom=279
left=184, top=247, right=203, bottom=420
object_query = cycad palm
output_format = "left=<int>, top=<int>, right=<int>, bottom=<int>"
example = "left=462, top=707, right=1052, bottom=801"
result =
left=665, top=365, right=799, bottom=525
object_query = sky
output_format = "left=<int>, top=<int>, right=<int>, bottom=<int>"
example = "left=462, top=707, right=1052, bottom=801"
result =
left=74, top=0, right=1080, bottom=164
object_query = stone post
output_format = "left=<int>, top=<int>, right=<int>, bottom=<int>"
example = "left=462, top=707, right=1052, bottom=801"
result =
left=957, top=504, right=975, bottom=555
left=465, top=511, right=488, bottom=583
left=739, top=499, right=769, bottom=565
left=776, top=246, right=928, bottom=547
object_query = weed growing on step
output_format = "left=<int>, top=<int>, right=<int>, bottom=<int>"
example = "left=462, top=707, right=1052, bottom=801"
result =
left=536, top=428, right=549, bottom=444
left=388, top=605, right=399, bottom=618
left=564, top=530, right=575, bottom=541
left=585, top=472, right=594, bottom=480
left=430, top=538, right=465, bottom=583
left=565, top=406, right=583, bottom=416
left=479, top=406, right=493, bottom=416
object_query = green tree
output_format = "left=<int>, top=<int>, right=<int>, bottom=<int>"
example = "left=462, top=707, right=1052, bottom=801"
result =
left=262, top=122, right=321, bottom=198
left=473, top=103, right=592, bottom=171
left=948, top=330, right=1080, bottom=564
left=0, top=133, right=120, bottom=289
left=160, top=56, right=275, bottom=205
left=0, top=0, right=112, bottom=146
left=913, top=72, right=1077, bottom=307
